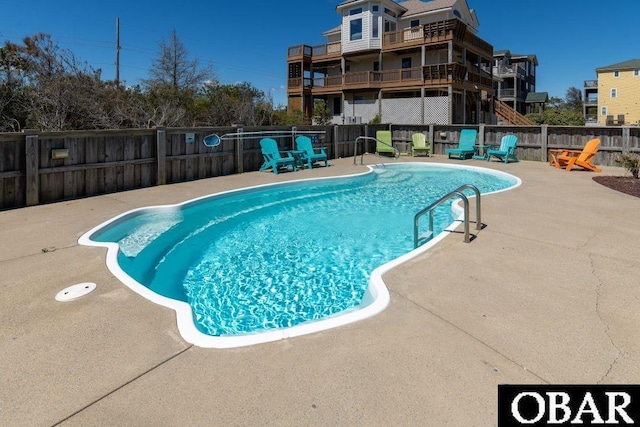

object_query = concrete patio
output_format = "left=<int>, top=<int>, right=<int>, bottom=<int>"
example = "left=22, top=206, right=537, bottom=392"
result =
left=1, top=155, right=639, bottom=426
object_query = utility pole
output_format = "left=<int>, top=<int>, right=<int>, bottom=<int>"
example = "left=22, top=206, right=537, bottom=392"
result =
left=115, top=17, right=121, bottom=85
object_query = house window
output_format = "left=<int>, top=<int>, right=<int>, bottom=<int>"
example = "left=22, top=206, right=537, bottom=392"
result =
left=601, top=106, right=607, bottom=116
left=611, top=88, right=617, bottom=98
left=333, top=97, right=342, bottom=115
left=402, top=58, right=412, bottom=68
left=373, top=61, right=379, bottom=71
left=349, top=7, right=362, bottom=15
left=384, top=20, right=396, bottom=32
left=410, top=19, right=419, bottom=27
left=372, top=10, right=380, bottom=37
left=634, top=69, right=640, bottom=76
left=350, top=18, right=362, bottom=40
left=613, top=70, right=620, bottom=77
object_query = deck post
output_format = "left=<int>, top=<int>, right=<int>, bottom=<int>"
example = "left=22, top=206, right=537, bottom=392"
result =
left=24, top=130, right=39, bottom=206
left=156, top=127, right=166, bottom=185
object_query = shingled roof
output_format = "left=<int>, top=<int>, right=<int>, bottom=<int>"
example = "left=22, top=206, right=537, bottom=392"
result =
left=525, top=92, right=548, bottom=103
left=596, top=59, right=640, bottom=72
left=398, top=0, right=457, bottom=17
left=337, top=0, right=459, bottom=17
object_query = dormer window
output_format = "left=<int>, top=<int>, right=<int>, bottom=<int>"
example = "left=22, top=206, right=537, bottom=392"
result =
left=350, top=7, right=362, bottom=15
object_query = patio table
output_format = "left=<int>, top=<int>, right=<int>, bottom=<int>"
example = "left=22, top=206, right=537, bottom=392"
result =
left=472, top=144, right=495, bottom=160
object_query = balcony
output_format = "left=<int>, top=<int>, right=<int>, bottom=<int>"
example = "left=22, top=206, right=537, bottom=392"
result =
left=381, top=19, right=491, bottom=56
left=584, top=80, right=598, bottom=88
left=498, top=89, right=516, bottom=98
left=288, top=63, right=490, bottom=93
left=287, top=45, right=312, bottom=61
left=584, top=97, right=598, bottom=106
left=310, top=75, right=343, bottom=94
left=311, top=42, right=342, bottom=62
left=493, top=65, right=526, bottom=78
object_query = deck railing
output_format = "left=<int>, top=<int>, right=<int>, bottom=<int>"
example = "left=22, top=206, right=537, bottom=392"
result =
left=290, top=63, right=479, bottom=92
left=311, top=42, right=341, bottom=60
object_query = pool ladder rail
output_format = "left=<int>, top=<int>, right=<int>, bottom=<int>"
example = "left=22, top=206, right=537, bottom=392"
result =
left=414, top=184, right=483, bottom=247
left=353, top=136, right=400, bottom=164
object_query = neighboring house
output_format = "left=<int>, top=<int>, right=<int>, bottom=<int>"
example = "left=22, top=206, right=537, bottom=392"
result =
left=286, top=0, right=494, bottom=125
left=492, top=50, right=538, bottom=116
left=584, top=59, right=640, bottom=126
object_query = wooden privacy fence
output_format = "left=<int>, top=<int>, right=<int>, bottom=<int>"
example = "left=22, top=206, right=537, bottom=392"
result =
left=1, top=124, right=639, bottom=210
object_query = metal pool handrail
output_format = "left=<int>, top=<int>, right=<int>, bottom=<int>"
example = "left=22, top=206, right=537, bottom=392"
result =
left=353, top=136, right=400, bottom=164
left=413, top=184, right=482, bottom=247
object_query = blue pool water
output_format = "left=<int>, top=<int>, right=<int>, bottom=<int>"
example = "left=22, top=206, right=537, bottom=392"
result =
left=82, top=163, right=518, bottom=343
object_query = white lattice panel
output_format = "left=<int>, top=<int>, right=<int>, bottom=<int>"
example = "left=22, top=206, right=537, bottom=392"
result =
left=344, top=99, right=380, bottom=123
left=424, top=96, right=449, bottom=124
left=382, top=97, right=422, bottom=124
left=343, top=96, right=450, bottom=124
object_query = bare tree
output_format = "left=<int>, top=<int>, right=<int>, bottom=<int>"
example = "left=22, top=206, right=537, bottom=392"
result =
left=143, top=29, right=212, bottom=91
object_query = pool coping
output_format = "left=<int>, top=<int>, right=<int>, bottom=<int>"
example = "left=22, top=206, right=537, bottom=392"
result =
left=78, top=162, right=521, bottom=348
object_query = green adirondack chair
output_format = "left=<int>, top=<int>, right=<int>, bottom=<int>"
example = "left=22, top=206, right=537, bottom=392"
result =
left=411, top=133, right=430, bottom=157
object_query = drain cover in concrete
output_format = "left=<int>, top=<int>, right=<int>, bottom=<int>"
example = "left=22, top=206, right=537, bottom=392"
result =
left=55, top=282, right=97, bottom=302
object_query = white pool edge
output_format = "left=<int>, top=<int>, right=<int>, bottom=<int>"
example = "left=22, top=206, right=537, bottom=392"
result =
left=78, top=163, right=521, bottom=349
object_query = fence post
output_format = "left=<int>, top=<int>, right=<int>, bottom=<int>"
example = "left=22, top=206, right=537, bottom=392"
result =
left=540, top=124, right=548, bottom=162
left=156, top=127, right=166, bottom=185
left=333, top=125, right=339, bottom=158
left=478, top=124, right=485, bottom=146
left=622, top=126, right=631, bottom=153
left=428, top=124, right=435, bottom=155
left=24, top=130, right=39, bottom=206
left=236, top=127, right=244, bottom=174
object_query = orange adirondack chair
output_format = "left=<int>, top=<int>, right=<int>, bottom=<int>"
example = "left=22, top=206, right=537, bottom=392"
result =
left=555, top=138, right=602, bottom=173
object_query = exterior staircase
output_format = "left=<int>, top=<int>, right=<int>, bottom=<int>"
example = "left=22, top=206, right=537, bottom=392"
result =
left=494, top=99, right=534, bottom=125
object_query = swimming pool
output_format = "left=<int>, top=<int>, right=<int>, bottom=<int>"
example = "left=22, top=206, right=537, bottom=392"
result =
left=79, top=163, right=520, bottom=348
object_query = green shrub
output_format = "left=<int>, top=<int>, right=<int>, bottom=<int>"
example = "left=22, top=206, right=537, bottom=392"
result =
left=617, top=153, right=640, bottom=179
left=368, top=113, right=382, bottom=124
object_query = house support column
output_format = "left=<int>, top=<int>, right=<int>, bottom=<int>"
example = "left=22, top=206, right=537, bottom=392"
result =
left=421, top=88, right=425, bottom=125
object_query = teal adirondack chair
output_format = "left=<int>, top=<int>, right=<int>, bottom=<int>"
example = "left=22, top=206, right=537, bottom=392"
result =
left=444, top=129, right=477, bottom=160
left=375, top=130, right=396, bottom=156
left=259, top=138, right=297, bottom=175
left=295, top=135, right=328, bottom=169
left=487, top=134, right=519, bottom=163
